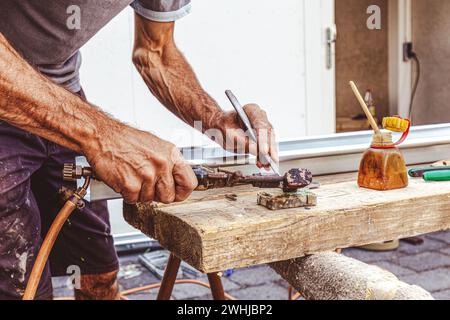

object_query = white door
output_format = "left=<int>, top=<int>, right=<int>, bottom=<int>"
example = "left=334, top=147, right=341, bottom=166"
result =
left=303, top=0, right=336, bottom=136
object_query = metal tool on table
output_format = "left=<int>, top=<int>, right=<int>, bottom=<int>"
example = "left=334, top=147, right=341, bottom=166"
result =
left=64, top=161, right=318, bottom=211
left=193, top=166, right=313, bottom=192
left=193, top=165, right=318, bottom=210
left=408, top=166, right=450, bottom=180
left=225, top=90, right=280, bottom=175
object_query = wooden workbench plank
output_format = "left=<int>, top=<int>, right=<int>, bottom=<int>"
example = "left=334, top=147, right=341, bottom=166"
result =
left=124, top=178, right=450, bottom=273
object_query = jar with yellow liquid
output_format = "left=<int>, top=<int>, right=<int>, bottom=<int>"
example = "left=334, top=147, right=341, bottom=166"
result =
left=358, top=132, right=408, bottom=191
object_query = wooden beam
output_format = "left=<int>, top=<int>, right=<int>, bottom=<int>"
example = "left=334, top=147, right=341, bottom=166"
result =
left=270, top=253, right=434, bottom=300
left=124, top=178, right=450, bottom=273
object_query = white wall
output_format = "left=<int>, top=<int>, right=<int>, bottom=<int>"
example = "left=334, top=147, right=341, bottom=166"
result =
left=80, top=0, right=334, bottom=148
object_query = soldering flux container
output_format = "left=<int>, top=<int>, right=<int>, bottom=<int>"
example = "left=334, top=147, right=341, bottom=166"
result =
left=358, top=132, right=409, bottom=191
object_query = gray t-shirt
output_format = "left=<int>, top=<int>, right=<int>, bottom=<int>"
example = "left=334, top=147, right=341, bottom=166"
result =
left=0, top=0, right=191, bottom=92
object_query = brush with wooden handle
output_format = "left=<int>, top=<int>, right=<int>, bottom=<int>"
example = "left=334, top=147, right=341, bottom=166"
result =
left=349, top=81, right=381, bottom=134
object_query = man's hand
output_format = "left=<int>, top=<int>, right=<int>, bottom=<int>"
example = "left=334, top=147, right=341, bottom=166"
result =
left=132, top=17, right=279, bottom=170
left=83, top=125, right=198, bottom=204
left=208, top=105, right=279, bottom=169
left=0, top=32, right=197, bottom=205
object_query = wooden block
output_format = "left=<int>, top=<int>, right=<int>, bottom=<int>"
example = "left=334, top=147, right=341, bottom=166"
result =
left=257, top=191, right=317, bottom=210
left=123, top=178, right=450, bottom=273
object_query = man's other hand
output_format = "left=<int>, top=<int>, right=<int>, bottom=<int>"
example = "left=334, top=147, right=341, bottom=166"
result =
left=208, top=104, right=279, bottom=170
left=83, top=126, right=198, bottom=204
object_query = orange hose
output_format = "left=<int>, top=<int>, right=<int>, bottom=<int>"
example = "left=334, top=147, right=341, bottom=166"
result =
left=23, top=172, right=238, bottom=301
left=54, top=279, right=237, bottom=300
left=23, top=199, right=78, bottom=300
left=120, top=283, right=162, bottom=296
left=22, top=194, right=237, bottom=301
left=120, top=279, right=237, bottom=300
left=55, top=278, right=238, bottom=300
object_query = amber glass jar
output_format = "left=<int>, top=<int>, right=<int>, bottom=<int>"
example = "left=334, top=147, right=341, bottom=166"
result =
left=358, top=132, right=408, bottom=191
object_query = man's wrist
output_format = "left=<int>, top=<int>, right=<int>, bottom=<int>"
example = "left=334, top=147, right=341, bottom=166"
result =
left=78, top=112, right=120, bottom=156
left=203, top=109, right=225, bottom=132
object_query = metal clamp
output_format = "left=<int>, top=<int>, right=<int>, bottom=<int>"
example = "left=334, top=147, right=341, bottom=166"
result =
left=63, top=163, right=93, bottom=203
left=63, top=163, right=94, bottom=181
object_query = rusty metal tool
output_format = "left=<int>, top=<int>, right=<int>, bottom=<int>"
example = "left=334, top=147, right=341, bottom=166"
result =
left=193, top=165, right=317, bottom=210
left=63, top=163, right=317, bottom=210
left=193, top=166, right=312, bottom=193
left=225, top=90, right=280, bottom=175
left=257, top=191, right=317, bottom=211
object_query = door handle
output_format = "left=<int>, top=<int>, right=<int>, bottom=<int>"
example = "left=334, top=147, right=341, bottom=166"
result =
left=326, top=25, right=337, bottom=69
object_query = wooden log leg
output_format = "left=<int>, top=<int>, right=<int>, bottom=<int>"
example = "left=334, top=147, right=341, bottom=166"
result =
left=287, top=249, right=340, bottom=300
left=271, top=253, right=434, bottom=300
left=157, top=253, right=181, bottom=300
left=207, top=273, right=226, bottom=300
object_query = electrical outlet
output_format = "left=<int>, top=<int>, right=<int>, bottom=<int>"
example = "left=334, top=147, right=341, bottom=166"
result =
left=403, top=42, right=414, bottom=61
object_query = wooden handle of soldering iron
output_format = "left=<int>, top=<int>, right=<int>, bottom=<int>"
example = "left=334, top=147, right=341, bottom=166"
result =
left=23, top=199, right=78, bottom=300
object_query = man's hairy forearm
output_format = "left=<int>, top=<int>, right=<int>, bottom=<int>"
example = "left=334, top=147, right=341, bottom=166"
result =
left=0, top=33, right=121, bottom=153
left=133, top=19, right=221, bottom=132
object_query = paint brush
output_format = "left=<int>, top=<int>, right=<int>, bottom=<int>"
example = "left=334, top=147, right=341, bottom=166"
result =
left=349, top=81, right=381, bottom=134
